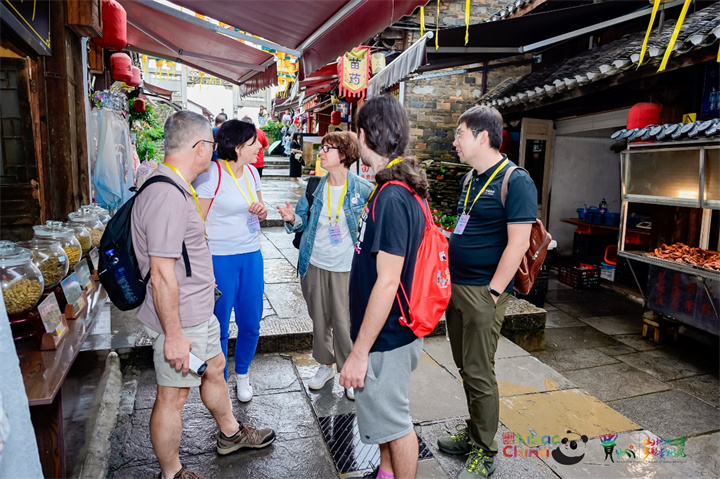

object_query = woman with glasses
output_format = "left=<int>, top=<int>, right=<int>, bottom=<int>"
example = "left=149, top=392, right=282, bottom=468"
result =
left=277, top=131, right=373, bottom=400
left=194, top=119, right=268, bottom=403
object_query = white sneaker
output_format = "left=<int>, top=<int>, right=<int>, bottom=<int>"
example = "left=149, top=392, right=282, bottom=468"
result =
left=308, top=365, right=335, bottom=390
left=236, top=374, right=254, bottom=402
left=345, top=387, right=355, bottom=401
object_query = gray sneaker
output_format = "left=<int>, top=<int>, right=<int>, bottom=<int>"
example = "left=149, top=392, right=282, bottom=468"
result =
left=216, top=423, right=276, bottom=455
left=438, top=426, right=471, bottom=455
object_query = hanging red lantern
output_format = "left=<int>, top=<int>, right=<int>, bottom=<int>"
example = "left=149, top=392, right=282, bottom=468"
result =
left=133, top=98, right=146, bottom=113
left=110, top=53, right=133, bottom=83
left=127, top=66, right=141, bottom=86
left=330, top=110, right=342, bottom=125
left=93, top=0, right=127, bottom=51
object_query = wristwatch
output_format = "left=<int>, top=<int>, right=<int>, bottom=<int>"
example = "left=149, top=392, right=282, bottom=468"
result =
left=488, top=285, right=502, bottom=298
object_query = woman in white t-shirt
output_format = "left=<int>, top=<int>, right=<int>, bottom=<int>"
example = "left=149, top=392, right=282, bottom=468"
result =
left=194, top=119, right=267, bottom=403
left=278, top=132, right=373, bottom=400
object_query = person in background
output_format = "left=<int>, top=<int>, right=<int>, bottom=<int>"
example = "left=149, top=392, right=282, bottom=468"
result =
left=339, top=95, right=428, bottom=479
left=277, top=131, right=373, bottom=401
left=289, top=132, right=303, bottom=183
left=133, top=111, right=275, bottom=479
left=258, top=106, right=267, bottom=127
left=242, top=117, right=268, bottom=178
left=212, top=114, right=226, bottom=161
left=193, top=120, right=268, bottom=404
left=282, top=110, right=292, bottom=127
left=437, top=105, right=536, bottom=479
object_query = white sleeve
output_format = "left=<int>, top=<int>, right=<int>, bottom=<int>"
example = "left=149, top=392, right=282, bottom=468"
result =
left=249, top=165, right=262, bottom=191
left=194, top=161, right=219, bottom=199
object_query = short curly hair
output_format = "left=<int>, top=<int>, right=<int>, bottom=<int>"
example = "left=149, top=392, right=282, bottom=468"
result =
left=322, top=131, right=360, bottom=168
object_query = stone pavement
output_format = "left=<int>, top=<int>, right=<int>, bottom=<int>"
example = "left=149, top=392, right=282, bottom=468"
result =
left=97, top=177, right=718, bottom=478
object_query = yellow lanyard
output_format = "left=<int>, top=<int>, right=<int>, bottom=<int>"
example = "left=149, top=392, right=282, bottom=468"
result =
left=327, top=176, right=348, bottom=224
left=462, top=158, right=509, bottom=215
left=364, top=157, right=403, bottom=209
left=163, top=163, right=204, bottom=222
left=223, top=161, right=256, bottom=206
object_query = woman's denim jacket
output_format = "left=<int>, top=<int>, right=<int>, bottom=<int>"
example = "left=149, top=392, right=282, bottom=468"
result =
left=285, top=171, right=373, bottom=278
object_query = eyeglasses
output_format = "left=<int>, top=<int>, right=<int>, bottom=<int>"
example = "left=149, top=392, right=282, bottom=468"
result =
left=192, top=139, right=218, bottom=151
left=454, top=128, right=481, bottom=141
left=319, top=145, right=339, bottom=153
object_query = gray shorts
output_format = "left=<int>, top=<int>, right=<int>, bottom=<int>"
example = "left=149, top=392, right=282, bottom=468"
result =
left=355, top=338, right=423, bottom=445
left=144, top=317, right=223, bottom=388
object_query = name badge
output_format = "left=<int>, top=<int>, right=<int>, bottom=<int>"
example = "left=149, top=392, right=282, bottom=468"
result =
left=453, top=213, right=470, bottom=235
left=247, top=214, right=261, bottom=232
left=329, top=225, right=343, bottom=244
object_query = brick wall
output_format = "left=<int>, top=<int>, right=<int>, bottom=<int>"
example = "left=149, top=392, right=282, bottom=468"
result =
left=402, top=0, right=530, bottom=161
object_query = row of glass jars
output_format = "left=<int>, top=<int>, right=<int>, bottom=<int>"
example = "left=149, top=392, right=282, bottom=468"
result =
left=0, top=205, right=109, bottom=316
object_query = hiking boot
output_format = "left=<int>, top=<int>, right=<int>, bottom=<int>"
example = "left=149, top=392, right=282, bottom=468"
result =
left=156, top=464, right=205, bottom=479
left=216, top=423, right=276, bottom=455
left=345, top=387, right=355, bottom=401
left=438, top=426, right=471, bottom=455
left=236, top=374, right=253, bottom=402
left=308, top=364, right=334, bottom=390
left=459, top=445, right=496, bottom=479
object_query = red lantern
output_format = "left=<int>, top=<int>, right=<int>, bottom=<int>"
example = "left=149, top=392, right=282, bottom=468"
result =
left=330, top=110, right=342, bottom=125
left=127, top=66, right=141, bottom=86
left=499, top=129, right=511, bottom=153
left=627, top=103, right=662, bottom=129
left=93, top=0, right=127, bottom=51
left=133, top=98, right=146, bottom=113
left=110, top=53, right=133, bottom=83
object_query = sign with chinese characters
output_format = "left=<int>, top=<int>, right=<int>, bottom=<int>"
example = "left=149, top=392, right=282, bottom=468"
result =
left=61, top=272, right=85, bottom=316
left=38, top=293, right=64, bottom=336
left=338, top=46, right=370, bottom=100
left=337, top=101, right=350, bottom=122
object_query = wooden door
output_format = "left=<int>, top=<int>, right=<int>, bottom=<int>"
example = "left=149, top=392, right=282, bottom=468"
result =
left=0, top=58, right=41, bottom=239
left=518, top=118, right=554, bottom=224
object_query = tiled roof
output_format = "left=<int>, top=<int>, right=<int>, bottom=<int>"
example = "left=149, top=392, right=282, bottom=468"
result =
left=479, top=2, right=720, bottom=110
left=488, top=0, right=543, bottom=22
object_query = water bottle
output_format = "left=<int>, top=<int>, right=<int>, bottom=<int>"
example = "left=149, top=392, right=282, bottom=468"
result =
left=599, top=198, right=608, bottom=216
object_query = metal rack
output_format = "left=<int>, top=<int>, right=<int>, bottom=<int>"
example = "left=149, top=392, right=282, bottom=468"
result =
left=618, top=141, right=719, bottom=334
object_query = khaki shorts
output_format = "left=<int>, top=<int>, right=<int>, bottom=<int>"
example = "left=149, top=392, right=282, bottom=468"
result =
left=144, top=317, right=223, bottom=388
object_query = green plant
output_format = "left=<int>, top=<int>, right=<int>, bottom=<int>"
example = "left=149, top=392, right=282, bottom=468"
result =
left=129, top=99, right=160, bottom=128
left=261, top=120, right=282, bottom=143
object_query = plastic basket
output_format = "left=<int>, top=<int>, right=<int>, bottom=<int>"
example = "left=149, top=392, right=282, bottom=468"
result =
left=558, top=263, right=601, bottom=289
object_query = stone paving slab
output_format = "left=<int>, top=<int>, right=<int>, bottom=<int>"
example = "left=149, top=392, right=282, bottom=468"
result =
left=292, top=352, right=357, bottom=418
left=669, top=373, right=720, bottom=408
left=539, top=429, right=717, bottom=479
left=264, top=282, right=309, bottom=318
left=531, top=348, right=620, bottom=372
left=543, top=309, right=586, bottom=329
left=615, top=348, right=715, bottom=381
left=608, top=390, right=720, bottom=439
left=612, top=333, right=667, bottom=352
left=263, top=257, right=300, bottom=284
left=595, top=344, right=637, bottom=357
left=499, top=388, right=641, bottom=440
left=496, top=355, right=577, bottom=397
left=409, top=352, right=468, bottom=422
left=579, top=314, right=643, bottom=336
left=562, top=363, right=671, bottom=401
left=543, top=326, right=628, bottom=350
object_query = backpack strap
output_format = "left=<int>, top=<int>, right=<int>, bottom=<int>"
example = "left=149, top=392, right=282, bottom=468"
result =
left=371, top=180, right=432, bottom=227
left=138, top=175, right=192, bottom=278
left=207, top=160, right=222, bottom=214
left=500, top=166, right=529, bottom=207
left=461, top=171, right=473, bottom=191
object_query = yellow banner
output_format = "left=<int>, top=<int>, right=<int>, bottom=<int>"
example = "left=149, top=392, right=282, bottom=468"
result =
left=339, top=47, right=370, bottom=98
left=638, top=0, right=661, bottom=67
left=658, top=0, right=692, bottom=72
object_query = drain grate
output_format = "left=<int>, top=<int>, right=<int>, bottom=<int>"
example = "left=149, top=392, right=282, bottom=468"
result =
left=318, top=413, right=433, bottom=474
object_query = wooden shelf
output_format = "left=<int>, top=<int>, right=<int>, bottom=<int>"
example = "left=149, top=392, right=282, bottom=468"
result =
left=560, top=217, right=651, bottom=236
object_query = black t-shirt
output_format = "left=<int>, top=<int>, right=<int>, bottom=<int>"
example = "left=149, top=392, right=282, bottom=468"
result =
left=448, top=158, right=538, bottom=291
left=349, top=184, right=425, bottom=353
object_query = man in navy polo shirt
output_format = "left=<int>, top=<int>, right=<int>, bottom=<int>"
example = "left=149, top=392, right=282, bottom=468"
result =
left=437, top=106, right=537, bottom=479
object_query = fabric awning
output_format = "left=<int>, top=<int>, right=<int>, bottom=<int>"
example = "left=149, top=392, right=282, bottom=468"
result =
left=169, top=0, right=427, bottom=79
left=422, top=0, right=674, bottom=71
left=142, top=81, right=174, bottom=101
left=119, top=0, right=277, bottom=93
left=367, top=32, right=430, bottom=98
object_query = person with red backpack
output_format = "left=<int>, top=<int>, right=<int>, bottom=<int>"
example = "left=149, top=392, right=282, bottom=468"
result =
left=339, top=95, right=433, bottom=479
left=437, top=106, right=537, bottom=479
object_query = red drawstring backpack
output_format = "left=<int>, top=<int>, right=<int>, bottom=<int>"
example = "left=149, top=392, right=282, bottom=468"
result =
left=372, top=181, right=451, bottom=337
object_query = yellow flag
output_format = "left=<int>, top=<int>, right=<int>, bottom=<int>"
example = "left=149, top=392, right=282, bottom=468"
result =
left=420, top=7, right=425, bottom=36
left=435, top=0, right=440, bottom=50
left=658, top=0, right=692, bottom=72
left=465, top=0, right=470, bottom=45
left=638, top=0, right=661, bottom=67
